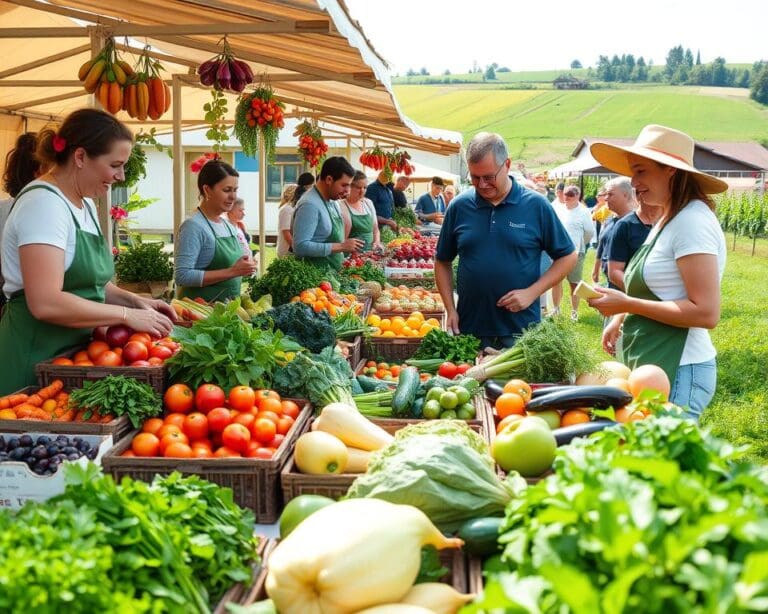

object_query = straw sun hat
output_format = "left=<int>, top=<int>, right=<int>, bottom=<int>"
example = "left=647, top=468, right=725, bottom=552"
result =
left=589, top=124, right=728, bottom=194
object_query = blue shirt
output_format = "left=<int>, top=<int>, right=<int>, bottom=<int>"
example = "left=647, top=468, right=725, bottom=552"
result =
left=365, top=180, right=394, bottom=220
left=415, top=193, right=444, bottom=219
left=292, top=186, right=342, bottom=258
left=595, top=215, right=618, bottom=287
left=608, top=211, right=653, bottom=269
left=435, top=178, right=575, bottom=337
left=175, top=211, right=239, bottom=288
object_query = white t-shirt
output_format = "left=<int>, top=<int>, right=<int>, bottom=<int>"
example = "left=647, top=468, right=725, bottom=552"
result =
left=642, top=200, right=726, bottom=365
left=276, top=204, right=295, bottom=257
left=556, top=204, right=595, bottom=254
left=1, top=181, right=100, bottom=297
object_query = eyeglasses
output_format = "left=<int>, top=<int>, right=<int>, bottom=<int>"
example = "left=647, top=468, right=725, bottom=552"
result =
left=468, top=163, right=506, bottom=185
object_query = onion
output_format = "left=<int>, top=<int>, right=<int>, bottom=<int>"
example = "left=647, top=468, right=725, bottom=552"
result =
left=628, top=364, right=670, bottom=401
left=575, top=371, right=604, bottom=386
left=92, top=326, right=109, bottom=342
left=598, top=360, right=632, bottom=380
left=605, top=377, right=631, bottom=393
left=105, top=324, right=134, bottom=348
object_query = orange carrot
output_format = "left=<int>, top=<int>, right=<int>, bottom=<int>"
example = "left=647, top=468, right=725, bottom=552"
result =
left=29, top=408, right=54, bottom=420
left=37, top=380, right=64, bottom=401
left=74, top=409, right=89, bottom=422
left=99, top=413, right=117, bottom=423
left=26, top=394, right=43, bottom=407
left=0, top=394, right=29, bottom=408
left=58, top=409, right=76, bottom=422
left=14, top=404, right=36, bottom=418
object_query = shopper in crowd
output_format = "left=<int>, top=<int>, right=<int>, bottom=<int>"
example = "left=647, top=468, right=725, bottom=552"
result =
left=606, top=176, right=663, bottom=290
left=175, top=158, right=256, bottom=302
left=588, top=124, right=727, bottom=419
left=292, top=156, right=362, bottom=271
left=0, top=109, right=175, bottom=393
left=443, top=184, right=456, bottom=207
left=340, top=171, right=382, bottom=252
left=591, top=178, right=629, bottom=288
left=392, top=174, right=411, bottom=209
left=415, top=176, right=446, bottom=223
left=365, top=170, right=398, bottom=231
left=292, top=171, right=315, bottom=205
left=435, top=132, right=575, bottom=349
left=225, top=197, right=252, bottom=258
left=276, top=183, right=297, bottom=257
left=551, top=185, right=595, bottom=321
left=1, top=132, right=44, bottom=312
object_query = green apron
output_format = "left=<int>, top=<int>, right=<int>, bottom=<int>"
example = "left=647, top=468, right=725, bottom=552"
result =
left=0, top=185, right=114, bottom=393
left=303, top=188, right=344, bottom=271
left=178, top=210, right=243, bottom=302
left=344, top=200, right=374, bottom=251
left=620, top=225, right=689, bottom=385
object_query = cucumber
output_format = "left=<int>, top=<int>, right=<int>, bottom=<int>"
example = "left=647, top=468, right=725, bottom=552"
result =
left=411, top=396, right=425, bottom=418
left=356, top=375, right=393, bottom=393
left=457, top=516, right=504, bottom=557
left=526, top=386, right=633, bottom=412
left=392, top=366, right=420, bottom=417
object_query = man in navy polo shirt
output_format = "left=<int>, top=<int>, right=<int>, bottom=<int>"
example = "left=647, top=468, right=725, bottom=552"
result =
left=365, top=171, right=398, bottom=232
left=435, top=133, right=576, bottom=348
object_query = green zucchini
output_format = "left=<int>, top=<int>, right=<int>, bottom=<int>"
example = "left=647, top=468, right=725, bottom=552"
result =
left=411, top=396, right=425, bottom=418
left=392, top=366, right=420, bottom=417
left=457, top=516, right=504, bottom=557
left=356, top=375, right=393, bottom=393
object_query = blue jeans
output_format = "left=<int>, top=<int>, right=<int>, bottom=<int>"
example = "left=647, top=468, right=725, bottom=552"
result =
left=670, top=358, right=717, bottom=422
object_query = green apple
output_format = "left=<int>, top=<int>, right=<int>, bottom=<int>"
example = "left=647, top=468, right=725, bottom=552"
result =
left=527, top=409, right=561, bottom=430
left=492, top=415, right=556, bottom=477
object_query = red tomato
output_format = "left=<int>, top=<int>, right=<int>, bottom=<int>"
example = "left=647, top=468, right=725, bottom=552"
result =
left=222, top=423, right=251, bottom=453
left=254, top=389, right=280, bottom=408
left=163, top=442, right=193, bottom=458
left=233, top=412, right=256, bottom=430
left=228, top=386, right=256, bottom=412
left=164, top=412, right=187, bottom=428
left=141, top=417, right=164, bottom=435
left=191, top=446, right=213, bottom=458
left=147, top=357, right=163, bottom=366
left=87, top=340, right=111, bottom=361
left=438, top=362, right=458, bottom=379
left=251, top=447, right=274, bottom=459
left=256, top=410, right=279, bottom=424
left=275, top=416, right=294, bottom=435
left=149, top=344, right=173, bottom=361
left=164, top=383, right=195, bottom=413
left=122, top=341, right=149, bottom=364
left=159, top=431, right=189, bottom=454
left=259, top=397, right=283, bottom=416
left=456, top=363, right=472, bottom=375
left=183, top=412, right=209, bottom=442
left=280, top=400, right=300, bottom=419
left=266, top=434, right=285, bottom=450
left=319, top=281, right=332, bottom=292
left=252, top=418, right=277, bottom=445
left=131, top=432, right=160, bottom=457
left=195, top=384, right=226, bottom=413
left=191, top=440, right=212, bottom=451
left=213, top=446, right=241, bottom=458
left=207, top=407, right=232, bottom=432
left=130, top=360, right=152, bottom=367
left=127, top=332, right=152, bottom=348
left=95, top=350, right=122, bottom=367
left=156, top=424, right=182, bottom=439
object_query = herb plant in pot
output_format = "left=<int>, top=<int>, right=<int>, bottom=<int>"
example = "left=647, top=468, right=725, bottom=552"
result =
left=115, top=238, right=174, bottom=298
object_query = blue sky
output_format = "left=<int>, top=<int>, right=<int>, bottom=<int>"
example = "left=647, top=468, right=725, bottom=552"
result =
left=345, top=0, right=766, bottom=75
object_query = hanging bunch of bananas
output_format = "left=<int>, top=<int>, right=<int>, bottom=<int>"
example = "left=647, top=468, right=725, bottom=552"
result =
left=77, top=41, right=171, bottom=120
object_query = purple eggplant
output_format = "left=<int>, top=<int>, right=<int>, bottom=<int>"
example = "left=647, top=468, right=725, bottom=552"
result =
left=552, top=420, right=614, bottom=446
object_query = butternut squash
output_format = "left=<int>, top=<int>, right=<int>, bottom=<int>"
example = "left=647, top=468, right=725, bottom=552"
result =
left=314, top=402, right=393, bottom=451
left=400, top=583, right=475, bottom=613
left=345, top=446, right=371, bottom=473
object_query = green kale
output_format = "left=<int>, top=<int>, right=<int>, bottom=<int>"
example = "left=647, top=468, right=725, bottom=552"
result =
left=253, top=302, right=336, bottom=353
left=413, top=328, right=481, bottom=363
left=249, top=256, right=326, bottom=305
left=272, top=347, right=354, bottom=408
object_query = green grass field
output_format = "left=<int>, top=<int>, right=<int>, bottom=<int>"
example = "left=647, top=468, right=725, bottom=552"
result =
left=394, top=84, right=768, bottom=169
left=571, top=238, right=768, bottom=462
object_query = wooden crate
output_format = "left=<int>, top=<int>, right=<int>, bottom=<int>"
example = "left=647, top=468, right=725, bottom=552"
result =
left=280, top=400, right=493, bottom=504
left=102, top=401, right=312, bottom=523
left=0, top=386, right=134, bottom=442
left=36, top=348, right=167, bottom=394
left=467, top=555, right=485, bottom=596
left=235, top=539, right=469, bottom=605
left=337, top=335, right=362, bottom=369
left=365, top=336, right=423, bottom=362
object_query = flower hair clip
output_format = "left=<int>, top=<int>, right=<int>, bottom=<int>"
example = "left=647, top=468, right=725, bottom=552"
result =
left=189, top=152, right=221, bottom=173
left=52, top=134, right=67, bottom=153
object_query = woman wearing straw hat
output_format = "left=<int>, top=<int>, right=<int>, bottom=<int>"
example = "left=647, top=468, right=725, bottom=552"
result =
left=587, top=124, right=727, bottom=419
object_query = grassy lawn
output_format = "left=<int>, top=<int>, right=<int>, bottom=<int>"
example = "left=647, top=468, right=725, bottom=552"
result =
left=571, top=238, right=768, bottom=462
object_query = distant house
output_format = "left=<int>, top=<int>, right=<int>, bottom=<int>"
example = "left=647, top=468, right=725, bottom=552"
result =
left=553, top=74, right=589, bottom=90
left=549, top=137, right=768, bottom=191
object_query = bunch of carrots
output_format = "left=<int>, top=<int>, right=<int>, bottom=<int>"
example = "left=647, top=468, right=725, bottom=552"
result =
left=0, top=380, right=115, bottom=423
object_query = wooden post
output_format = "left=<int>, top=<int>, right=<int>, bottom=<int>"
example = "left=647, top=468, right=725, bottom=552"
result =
left=258, top=136, right=266, bottom=275
left=87, top=27, right=113, bottom=250
left=172, top=75, right=183, bottom=277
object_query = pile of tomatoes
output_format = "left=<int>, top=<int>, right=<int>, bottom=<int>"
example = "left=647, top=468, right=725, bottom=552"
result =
left=361, top=361, right=430, bottom=383
left=52, top=324, right=179, bottom=368
left=124, top=383, right=303, bottom=459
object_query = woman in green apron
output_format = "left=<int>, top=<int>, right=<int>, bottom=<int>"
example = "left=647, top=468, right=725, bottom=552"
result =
left=292, top=156, right=363, bottom=271
left=339, top=171, right=383, bottom=253
left=175, top=159, right=257, bottom=302
left=586, top=124, right=728, bottom=419
left=0, top=109, right=176, bottom=394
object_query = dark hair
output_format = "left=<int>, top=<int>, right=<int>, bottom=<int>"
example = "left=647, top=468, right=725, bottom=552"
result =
left=297, top=171, right=315, bottom=187
left=36, top=108, right=132, bottom=167
left=432, top=176, right=445, bottom=186
left=197, top=159, right=239, bottom=197
left=352, top=170, right=367, bottom=183
left=319, top=156, right=355, bottom=181
left=3, top=132, right=41, bottom=197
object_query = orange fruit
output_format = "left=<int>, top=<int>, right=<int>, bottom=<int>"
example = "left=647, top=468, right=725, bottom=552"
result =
left=561, top=409, right=591, bottom=426
left=382, top=330, right=396, bottom=337
left=495, top=392, right=526, bottom=418
left=614, top=407, right=646, bottom=423
left=503, top=379, right=532, bottom=401
left=0, top=409, right=17, bottom=420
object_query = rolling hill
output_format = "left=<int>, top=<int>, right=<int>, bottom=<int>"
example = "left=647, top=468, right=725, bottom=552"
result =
left=393, top=83, right=768, bottom=170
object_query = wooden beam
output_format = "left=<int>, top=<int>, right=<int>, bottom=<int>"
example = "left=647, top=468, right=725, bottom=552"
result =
left=0, top=27, right=88, bottom=38
left=4, top=89, right=87, bottom=112
left=0, top=43, right=91, bottom=79
left=276, top=82, right=395, bottom=114
left=114, top=43, right=198, bottom=70
left=179, top=0, right=303, bottom=22
left=0, top=80, right=83, bottom=87
left=0, top=108, right=64, bottom=122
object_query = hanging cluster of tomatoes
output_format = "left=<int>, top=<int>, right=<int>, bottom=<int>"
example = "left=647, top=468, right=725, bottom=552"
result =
left=359, top=147, right=414, bottom=176
left=234, top=85, right=285, bottom=160
left=294, top=120, right=329, bottom=168
left=77, top=39, right=170, bottom=120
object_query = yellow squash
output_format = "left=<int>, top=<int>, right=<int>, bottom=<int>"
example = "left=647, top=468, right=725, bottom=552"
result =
left=401, top=583, right=475, bottom=614
left=294, top=431, right=348, bottom=475
left=313, top=402, right=393, bottom=451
